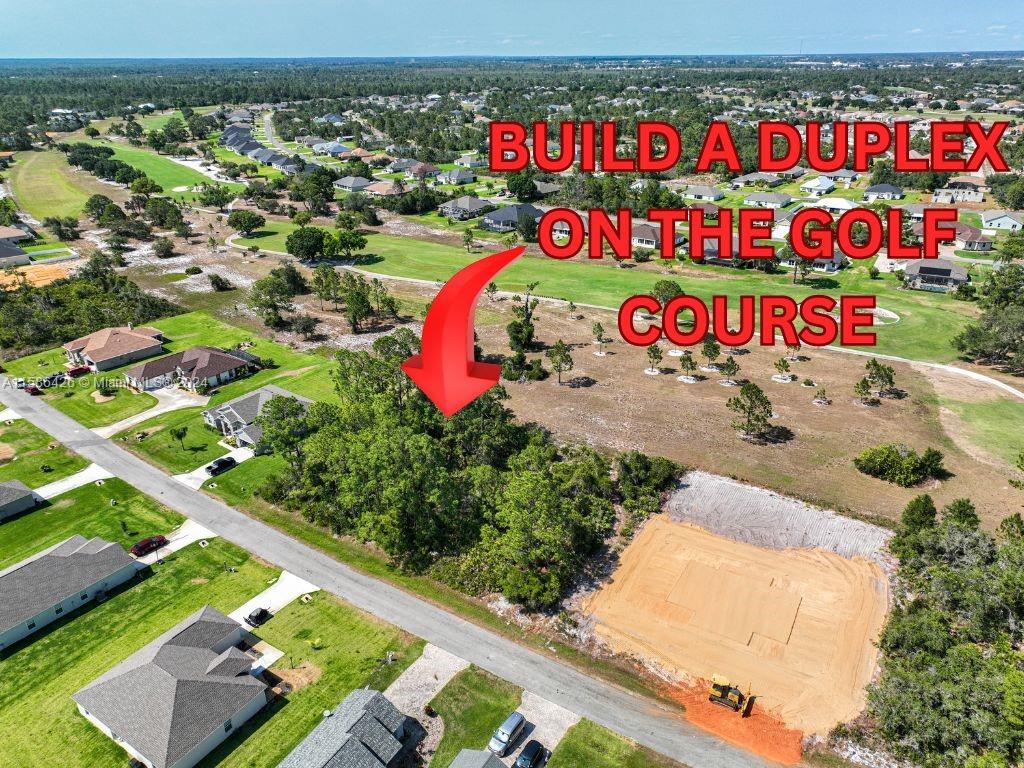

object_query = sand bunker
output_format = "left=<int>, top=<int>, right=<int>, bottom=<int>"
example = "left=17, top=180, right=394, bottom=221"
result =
left=585, top=517, right=888, bottom=735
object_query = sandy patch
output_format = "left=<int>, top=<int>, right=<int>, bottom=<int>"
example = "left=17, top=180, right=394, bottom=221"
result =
left=0, top=264, right=69, bottom=290
left=0, top=443, right=13, bottom=462
left=274, top=662, right=323, bottom=694
left=90, top=390, right=115, bottom=403
left=584, top=517, right=888, bottom=736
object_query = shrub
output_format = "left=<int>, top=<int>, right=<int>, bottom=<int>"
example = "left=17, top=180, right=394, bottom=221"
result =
left=853, top=443, right=947, bottom=486
left=184, top=266, right=202, bottom=275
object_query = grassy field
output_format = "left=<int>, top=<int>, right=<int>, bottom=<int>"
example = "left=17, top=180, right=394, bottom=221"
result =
left=941, top=397, right=1024, bottom=465
left=0, top=478, right=182, bottom=569
left=200, top=594, right=423, bottom=768
left=430, top=666, right=523, bottom=768
left=236, top=222, right=977, bottom=362
left=8, top=150, right=124, bottom=220
left=548, top=720, right=686, bottom=768
left=0, top=418, right=89, bottom=488
left=115, top=406, right=228, bottom=474
left=86, top=140, right=245, bottom=200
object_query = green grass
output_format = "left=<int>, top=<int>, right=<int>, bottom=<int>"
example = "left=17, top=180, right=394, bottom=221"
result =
left=115, top=407, right=228, bottom=474
left=209, top=145, right=285, bottom=181
left=548, top=720, right=686, bottom=768
left=200, top=594, right=424, bottom=768
left=0, top=418, right=89, bottom=488
left=942, top=397, right=1024, bottom=465
left=237, top=222, right=978, bottom=362
left=430, top=666, right=522, bottom=768
left=7, top=150, right=117, bottom=220
left=0, top=536, right=273, bottom=767
left=0, top=478, right=183, bottom=569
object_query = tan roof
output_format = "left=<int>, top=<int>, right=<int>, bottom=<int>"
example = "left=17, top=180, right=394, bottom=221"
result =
left=366, top=180, right=405, bottom=196
left=0, top=226, right=28, bottom=241
left=63, top=326, right=163, bottom=363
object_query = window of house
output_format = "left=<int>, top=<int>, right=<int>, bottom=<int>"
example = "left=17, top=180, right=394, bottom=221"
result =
left=27, top=621, right=36, bottom=630
left=223, top=720, right=233, bottom=733
left=55, top=606, right=63, bottom=615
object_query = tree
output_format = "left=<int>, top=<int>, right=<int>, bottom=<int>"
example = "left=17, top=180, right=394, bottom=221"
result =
left=774, top=358, right=792, bottom=380
left=719, top=355, right=740, bottom=383
left=253, top=395, right=312, bottom=465
left=208, top=273, right=232, bottom=291
left=866, top=358, right=897, bottom=395
left=285, top=226, right=329, bottom=261
left=485, top=281, right=498, bottom=301
left=248, top=275, right=294, bottom=327
left=129, top=176, right=163, bottom=197
left=507, top=172, right=538, bottom=201
left=727, top=383, right=774, bottom=438
left=646, top=343, right=663, bottom=372
left=678, top=354, right=697, bottom=378
left=944, top=497, right=980, bottom=529
left=293, top=210, right=313, bottom=228
left=902, top=494, right=937, bottom=534
left=84, top=126, right=100, bottom=138
left=592, top=321, right=606, bottom=353
left=42, top=216, right=79, bottom=242
left=566, top=300, right=577, bottom=319
left=462, top=228, right=475, bottom=252
left=197, top=184, right=233, bottom=211
left=701, top=339, right=721, bottom=368
left=169, top=426, right=188, bottom=451
left=226, top=210, right=266, bottom=236
left=334, top=229, right=367, bottom=259
left=152, top=237, right=174, bottom=258
left=546, top=340, right=574, bottom=384
left=312, top=263, right=340, bottom=309
left=652, top=279, right=684, bottom=305
left=292, top=314, right=319, bottom=339
left=854, top=376, right=873, bottom=403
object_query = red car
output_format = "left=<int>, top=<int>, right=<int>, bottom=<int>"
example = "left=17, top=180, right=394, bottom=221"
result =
left=67, top=366, right=91, bottom=378
left=24, top=385, right=42, bottom=396
left=131, top=535, right=169, bottom=557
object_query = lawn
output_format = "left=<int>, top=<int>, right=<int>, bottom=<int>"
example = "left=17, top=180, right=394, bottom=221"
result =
left=200, top=594, right=424, bottom=768
left=942, top=397, right=1024, bottom=466
left=8, top=150, right=123, bottom=220
left=0, top=478, right=182, bottom=569
left=548, top=720, right=686, bottom=768
left=430, top=666, right=523, bottom=768
left=236, top=222, right=978, bottom=362
left=0, top=535, right=272, bottom=767
left=0, top=418, right=89, bottom=488
left=115, top=406, right=228, bottom=474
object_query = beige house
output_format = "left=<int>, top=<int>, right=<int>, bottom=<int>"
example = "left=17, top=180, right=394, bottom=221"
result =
left=63, top=326, right=165, bottom=372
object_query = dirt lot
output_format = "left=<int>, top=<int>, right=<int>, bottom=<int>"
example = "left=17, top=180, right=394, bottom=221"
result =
left=479, top=299, right=1024, bottom=525
left=0, top=263, right=69, bottom=289
left=584, top=517, right=888, bottom=736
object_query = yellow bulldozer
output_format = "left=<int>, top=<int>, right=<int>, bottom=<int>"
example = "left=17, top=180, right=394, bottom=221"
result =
left=708, top=676, right=754, bottom=717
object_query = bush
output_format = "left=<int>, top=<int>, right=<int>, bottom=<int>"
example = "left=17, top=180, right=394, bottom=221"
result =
left=152, top=237, right=174, bottom=258
left=208, top=273, right=233, bottom=291
left=184, top=266, right=202, bottom=275
left=853, top=443, right=947, bottom=486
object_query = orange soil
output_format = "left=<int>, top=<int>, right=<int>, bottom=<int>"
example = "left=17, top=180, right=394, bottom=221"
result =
left=0, top=264, right=69, bottom=290
left=660, top=680, right=804, bottom=766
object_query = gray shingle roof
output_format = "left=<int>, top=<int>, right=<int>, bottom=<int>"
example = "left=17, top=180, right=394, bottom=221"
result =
left=449, top=750, right=506, bottom=768
left=73, top=605, right=266, bottom=768
left=277, top=688, right=405, bottom=768
left=0, top=479, right=34, bottom=509
left=203, top=385, right=312, bottom=446
left=0, top=535, right=134, bottom=635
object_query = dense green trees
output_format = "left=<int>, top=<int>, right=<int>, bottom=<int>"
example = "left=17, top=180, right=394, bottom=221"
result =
left=954, top=264, right=1024, bottom=373
left=853, top=444, right=947, bottom=486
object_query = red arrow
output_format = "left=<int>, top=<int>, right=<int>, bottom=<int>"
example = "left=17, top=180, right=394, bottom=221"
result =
left=402, top=245, right=526, bottom=417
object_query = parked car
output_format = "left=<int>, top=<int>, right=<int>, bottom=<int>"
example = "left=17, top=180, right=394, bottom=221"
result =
left=67, top=366, right=91, bottom=378
left=130, top=535, right=169, bottom=557
left=515, top=741, right=549, bottom=768
left=13, top=378, right=26, bottom=389
left=488, top=712, right=526, bottom=756
left=24, top=385, right=42, bottom=396
left=205, top=456, right=237, bottom=476
left=245, top=607, right=272, bottom=626
left=38, top=372, right=68, bottom=388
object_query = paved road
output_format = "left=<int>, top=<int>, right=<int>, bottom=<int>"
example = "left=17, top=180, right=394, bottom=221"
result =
left=0, top=382, right=775, bottom=768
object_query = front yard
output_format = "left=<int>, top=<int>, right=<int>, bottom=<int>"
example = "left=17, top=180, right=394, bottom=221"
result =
left=430, top=666, right=523, bottom=768
left=0, top=418, right=90, bottom=488
left=115, top=406, right=229, bottom=474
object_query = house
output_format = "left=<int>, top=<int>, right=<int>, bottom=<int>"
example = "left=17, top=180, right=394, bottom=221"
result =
left=777, top=166, right=806, bottom=179
left=955, top=228, right=993, bottom=251
left=232, top=140, right=264, bottom=156
left=449, top=751, right=506, bottom=768
left=63, top=325, right=165, bottom=372
left=365, top=180, right=407, bottom=197
left=277, top=688, right=409, bottom=768
left=729, top=172, right=782, bottom=189
left=816, top=197, right=859, bottom=216
left=439, top=196, right=492, bottom=220
left=202, top=385, right=312, bottom=449
left=778, top=248, right=847, bottom=273
left=534, top=180, right=561, bottom=197
left=387, top=158, right=417, bottom=173
left=481, top=204, right=542, bottom=232
left=456, top=154, right=488, bottom=168
left=0, top=480, right=41, bottom=522
left=73, top=606, right=268, bottom=768
left=0, top=240, right=30, bottom=269
left=334, top=176, right=374, bottom=193
left=822, top=169, right=859, bottom=186
left=124, top=346, right=257, bottom=392
left=864, top=183, right=904, bottom=202
left=933, top=186, right=984, bottom=204
left=800, top=176, right=836, bottom=197
left=0, top=536, right=136, bottom=652
left=981, top=210, right=1024, bottom=231
left=632, top=222, right=685, bottom=254
left=688, top=202, right=721, bottom=220
left=312, top=142, right=350, bottom=158
left=902, top=259, right=969, bottom=292
left=896, top=203, right=928, bottom=222
left=406, top=162, right=440, bottom=179
left=744, top=192, right=792, bottom=209
left=682, top=185, right=725, bottom=202
left=0, top=225, right=32, bottom=246
left=437, top=168, right=476, bottom=185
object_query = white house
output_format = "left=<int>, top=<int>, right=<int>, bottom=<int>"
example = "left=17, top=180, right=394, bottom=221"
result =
left=800, top=176, right=836, bottom=197
left=816, top=197, right=859, bottom=216
left=864, top=183, right=904, bottom=202
left=682, top=185, right=725, bottom=202
left=981, top=210, right=1024, bottom=231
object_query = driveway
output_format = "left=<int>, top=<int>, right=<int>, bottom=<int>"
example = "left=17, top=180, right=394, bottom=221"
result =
left=93, top=387, right=210, bottom=439
left=36, top=462, right=113, bottom=499
left=501, top=692, right=581, bottom=766
left=133, top=518, right=217, bottom=566
left=172, top=445, right=255, bottom=490
left=228, top=570, right=320, bottom=624
left=0, top=408, right=19, bottom=422
left=0, top=382, right=774, bottom=768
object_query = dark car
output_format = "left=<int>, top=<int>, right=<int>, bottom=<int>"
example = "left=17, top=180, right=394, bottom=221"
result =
left=515, top=741, right=548, bottom=768
left=205, top=456, right=238, bottom=476
left=39, top=372, right=68, bottom=388
left=67, top=366, right=91, bottom=378
left=131, top=535, right=169, bottom=557
left=24, top=385, right=42, bottom=396
left=245, top=607, right=272, bottom=626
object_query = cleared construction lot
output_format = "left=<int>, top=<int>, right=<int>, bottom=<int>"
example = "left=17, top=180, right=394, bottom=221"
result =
left=584, top=516, right=889, bottom=735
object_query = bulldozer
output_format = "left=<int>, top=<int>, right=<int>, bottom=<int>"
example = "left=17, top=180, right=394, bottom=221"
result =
left=708, top=676, right=755, bottom=717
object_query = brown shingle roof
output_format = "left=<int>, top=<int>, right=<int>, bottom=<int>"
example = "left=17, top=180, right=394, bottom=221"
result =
left=63, top=326, right=163, bottom=363
left=125, top=347, right=249, bottom=383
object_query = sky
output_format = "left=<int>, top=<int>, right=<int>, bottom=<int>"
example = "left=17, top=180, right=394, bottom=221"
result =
left=4, top=0, right=1024, bottom=58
